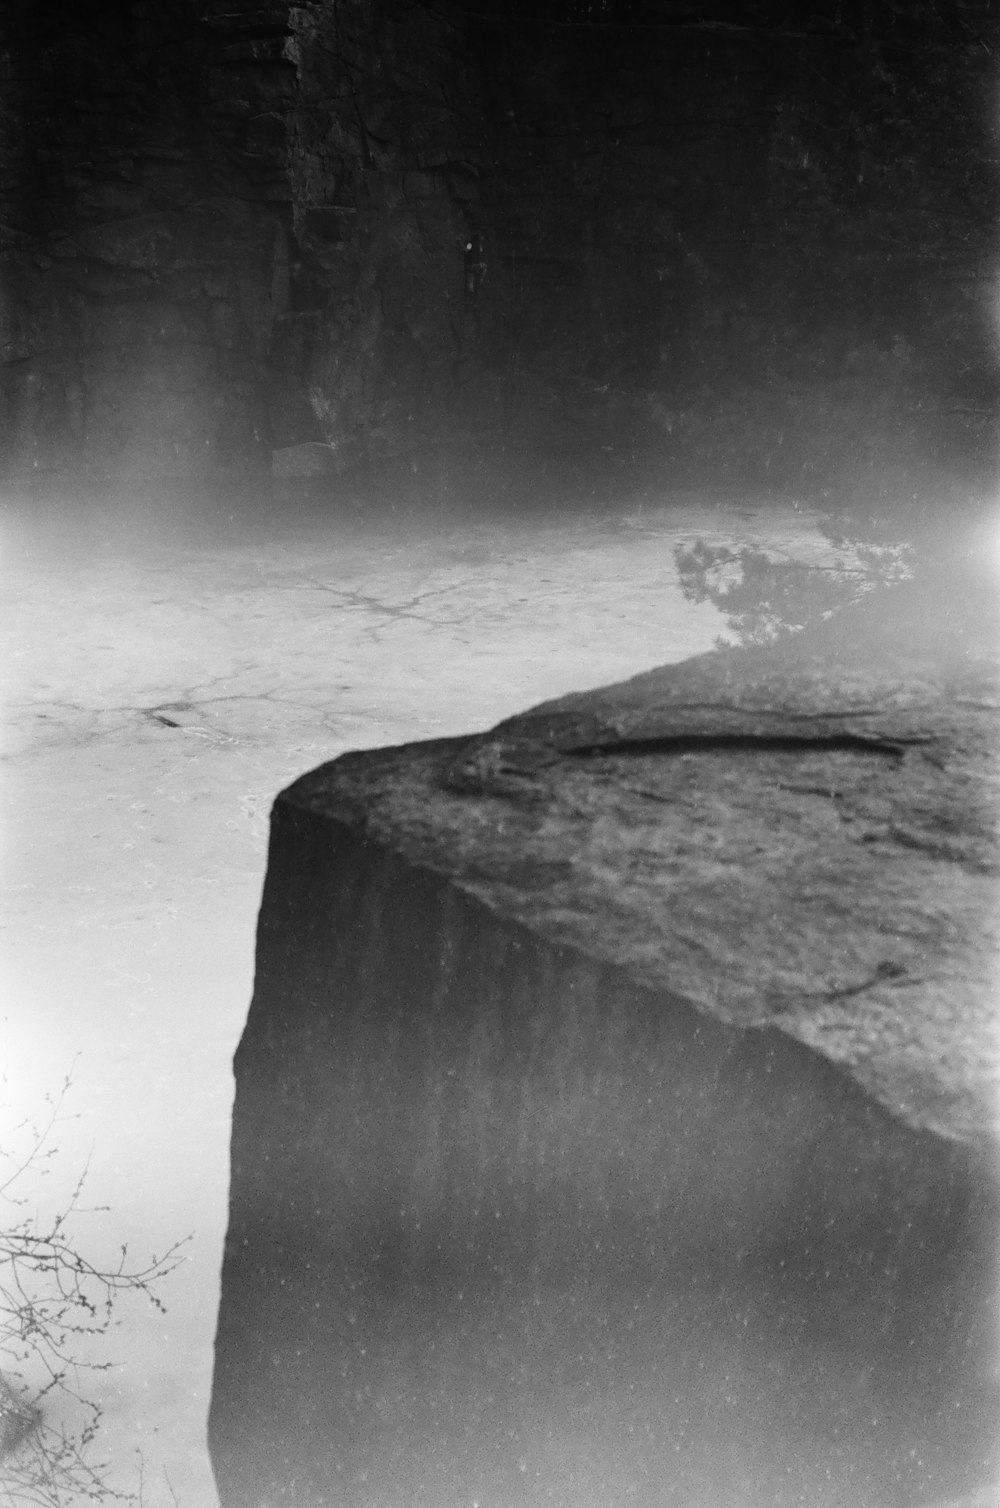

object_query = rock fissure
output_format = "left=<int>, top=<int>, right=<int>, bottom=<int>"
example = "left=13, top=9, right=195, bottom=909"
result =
left=560, top=731, right=924, bottom=759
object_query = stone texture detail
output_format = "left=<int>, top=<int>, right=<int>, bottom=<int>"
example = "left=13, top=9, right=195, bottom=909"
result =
left=210, top=570, right=999, bottom=1508
left=0, top=0, right=476, bottom=483
left=1, top=2, right=995, bottom=489
left=0, top=2, right=283, bottom=480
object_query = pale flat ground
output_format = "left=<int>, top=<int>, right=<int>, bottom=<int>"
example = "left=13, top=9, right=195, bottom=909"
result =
left=0, top=488, right=904, bottom=1507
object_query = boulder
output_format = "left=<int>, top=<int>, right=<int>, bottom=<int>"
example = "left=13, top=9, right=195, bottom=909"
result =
left=210, top=561, right=999, bottom=1508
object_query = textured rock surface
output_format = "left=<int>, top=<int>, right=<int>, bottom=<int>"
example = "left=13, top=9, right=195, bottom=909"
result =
left=1, top=2, right=995, bottom=489
left=211, top=568, right=999, bottom=1508
left=0, top=1, right=283, bottom=480
left=0, top=0, right=475, bottom=483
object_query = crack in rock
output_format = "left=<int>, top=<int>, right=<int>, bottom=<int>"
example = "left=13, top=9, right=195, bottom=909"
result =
left=562, top=732, right=926, bottom=759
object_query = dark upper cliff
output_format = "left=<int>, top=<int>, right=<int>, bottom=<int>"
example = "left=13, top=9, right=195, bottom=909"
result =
left=0, top=0, right=996, bottom=501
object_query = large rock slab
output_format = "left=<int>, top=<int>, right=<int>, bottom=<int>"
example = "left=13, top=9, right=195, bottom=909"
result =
left=210, top=563, right=999, bottom=1508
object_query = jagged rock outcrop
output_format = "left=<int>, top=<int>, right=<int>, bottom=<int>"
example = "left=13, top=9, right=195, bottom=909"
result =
left=210, top=565, right=999, bottom=1508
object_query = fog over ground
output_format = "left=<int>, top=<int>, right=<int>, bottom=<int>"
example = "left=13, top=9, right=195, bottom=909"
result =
left=2, top=480, right=943, bottom=1507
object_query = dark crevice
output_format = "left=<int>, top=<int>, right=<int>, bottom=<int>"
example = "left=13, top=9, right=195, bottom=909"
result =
left=813, top=958, right=911, bottom=1001
left=561, top=732, right=927, bottom=759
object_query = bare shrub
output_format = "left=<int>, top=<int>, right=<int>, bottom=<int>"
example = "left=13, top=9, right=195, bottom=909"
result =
left=1, top=1069, right=187, bottom=1506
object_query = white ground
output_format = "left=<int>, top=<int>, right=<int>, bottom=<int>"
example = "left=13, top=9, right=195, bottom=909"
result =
left=0, top=488, right=890, bottom=1507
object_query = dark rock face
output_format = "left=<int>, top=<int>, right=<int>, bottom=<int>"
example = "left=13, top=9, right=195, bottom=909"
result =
left=211, top=572, right=999, bottom=1508
left=0, top=0, right=475, bottom=484
left=265, top=0, right=482, bottom=476
left=0, top=2, right=283, bottom=481
left=0, top=0, right=295, bottom=480
left=1, top=1, right=996, bottom=491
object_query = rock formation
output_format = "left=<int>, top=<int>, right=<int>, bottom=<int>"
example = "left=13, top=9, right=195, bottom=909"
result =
left=1, top=1, right=995, bottom=493
left=210, top=563, right=1000, bottom=1508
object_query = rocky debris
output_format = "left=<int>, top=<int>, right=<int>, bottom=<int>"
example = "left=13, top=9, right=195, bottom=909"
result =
left=211, top=567, right=999, bottom=1508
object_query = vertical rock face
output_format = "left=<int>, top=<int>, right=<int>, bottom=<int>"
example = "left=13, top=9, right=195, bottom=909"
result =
left=211, top=579, right=1000, bottom=1508
left=1, top=1, right=995, bottom=489
left=0, top=0, right=475, bottom=484
left=264, top=0, right=483, bottom=476
left=0, top=2, right=281, bottom=481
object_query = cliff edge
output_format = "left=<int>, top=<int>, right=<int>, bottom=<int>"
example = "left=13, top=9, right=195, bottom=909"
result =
left=211, top=561, right=999, bottom=1508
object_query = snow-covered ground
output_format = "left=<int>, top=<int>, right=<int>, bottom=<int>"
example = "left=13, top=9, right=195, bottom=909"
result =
left=0, top=487, right=892, bottom=1507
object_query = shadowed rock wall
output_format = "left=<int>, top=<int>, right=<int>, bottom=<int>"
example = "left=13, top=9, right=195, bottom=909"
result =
left=1, top=1, right=995, bottom=493
left=0, top=0, right=476, bottom=485
left=264, top=0, right=484, bottom=477
left=0, top=2, right=281, bottom=480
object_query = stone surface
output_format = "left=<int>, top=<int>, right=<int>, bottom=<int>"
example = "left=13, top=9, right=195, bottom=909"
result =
left=211, top=565, right=999, bottom=1508
left=1, top=2, right=995, bottom=489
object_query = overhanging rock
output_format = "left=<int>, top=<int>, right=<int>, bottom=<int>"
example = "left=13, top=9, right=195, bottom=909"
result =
left=210, top=568, right=999, bottom=1508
